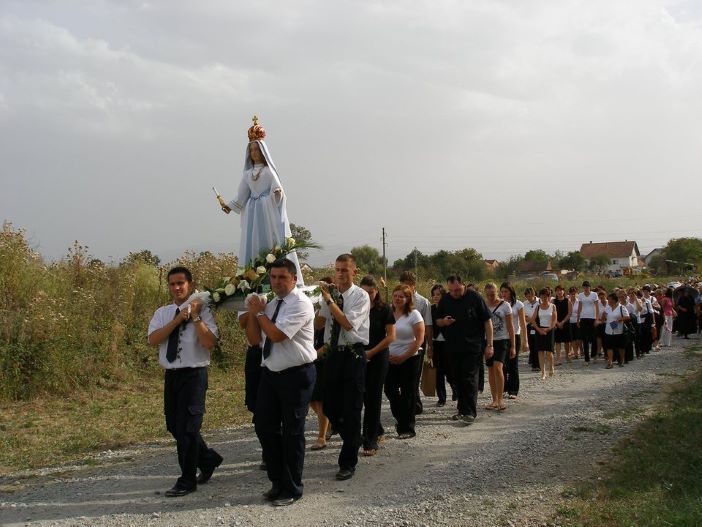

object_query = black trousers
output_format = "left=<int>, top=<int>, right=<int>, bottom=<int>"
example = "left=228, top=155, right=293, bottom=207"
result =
left=255, top=363, right=315, bottom=499
left=527, top=325, right=538, bottom=368
left=504, top=334, right=520, bottom=396
left=414, top=348, right=425, bottom=414
left=323, top=345, right=366, bottom=471
left=362, top=349, right=389, bottom=450
left=579, top=319, right=596, bottom=362
left=384, top=354, right=420, bottom=434
left=447, top=342, right=483, bottom=418
left=244, top=345, right=262, bottom=414
left=433, top=340, right=452, bottom=403
left=164, top=367, right=222, bottom=490
left=639, top=320, right=653, bottom=355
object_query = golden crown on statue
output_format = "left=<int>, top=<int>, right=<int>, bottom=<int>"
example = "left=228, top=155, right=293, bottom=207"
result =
left=247, top=115, right=266, bottom=142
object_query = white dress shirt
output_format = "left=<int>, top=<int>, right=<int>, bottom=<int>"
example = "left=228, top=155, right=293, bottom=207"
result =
left=319, top=284, right=371, bottom=346
left=148, top=304, right=218, bottom=369
left=413, top=292, right=433, bottom=326
left=261, top=287, right=317, bottom=372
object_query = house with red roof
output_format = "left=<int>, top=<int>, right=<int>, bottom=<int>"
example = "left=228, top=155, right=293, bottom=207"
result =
left=580, top=241, right=641, bottom=273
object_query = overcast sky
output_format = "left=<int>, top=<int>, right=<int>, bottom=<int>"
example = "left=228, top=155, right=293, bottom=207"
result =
left=2, top=0, right=701, bottom=267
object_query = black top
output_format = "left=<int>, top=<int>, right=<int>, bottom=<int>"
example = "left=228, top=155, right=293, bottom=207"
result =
left=314, top=328, right=325, bottom=351
left=436, top=290, right=491, bottom=347
left=431, top=304, right=443, bottom=340
left=553, top=297, right=570, bottom=323
left=367, top=303, right=395, bottom=351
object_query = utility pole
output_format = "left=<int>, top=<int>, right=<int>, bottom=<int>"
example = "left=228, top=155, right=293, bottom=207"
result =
left=382, top=227, right=388, bottom=302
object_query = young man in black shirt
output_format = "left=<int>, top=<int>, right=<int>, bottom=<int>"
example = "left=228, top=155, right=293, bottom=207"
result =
left=436, top=275, right=493, bottom=424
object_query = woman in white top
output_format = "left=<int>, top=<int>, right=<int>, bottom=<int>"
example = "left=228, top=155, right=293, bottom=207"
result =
left=384, top=285, right=425, bottom=439
left=567, top=286, right=582, bottom=360
left=500, top=282, right=527, bottom=399
left=483, top=283, right=515, bottom=411
left=576, top=281, right=599, bottom=363
left=529, top=287, right=557, bottom=380
left=522, top=287, right=540, bottom=372
left=604, top=292, right=629, bottom=369
left=624, top=289, right=642, bottom=363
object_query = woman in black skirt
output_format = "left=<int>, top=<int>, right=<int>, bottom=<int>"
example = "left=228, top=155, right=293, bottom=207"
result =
left=522, top=287, right=539, bottom=372
left=309, top=276, right=333, bottom=450
left=360, top=275, right=396, bottom=456
left=529, top=287, right=557, bottom=380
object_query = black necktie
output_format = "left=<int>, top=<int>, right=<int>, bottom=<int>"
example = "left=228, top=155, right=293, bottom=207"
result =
left=166, top=308, right=181, bottom=363
left=330, top=293, right=344, bottom=350
left=262, top=299, right=283, bottom=359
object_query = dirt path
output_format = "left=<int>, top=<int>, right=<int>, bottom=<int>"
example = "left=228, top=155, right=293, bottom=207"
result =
left=1, top=340, right=699, bottom=527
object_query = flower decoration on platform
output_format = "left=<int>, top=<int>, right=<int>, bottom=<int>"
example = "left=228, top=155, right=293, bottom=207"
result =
left=203, top=237, right=320, bottom=308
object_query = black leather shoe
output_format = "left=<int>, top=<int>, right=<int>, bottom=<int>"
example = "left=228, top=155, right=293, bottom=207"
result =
left=165, top=484, right=195, bottom=497
left=262, top=485, right=281, bottom=501
left=197, top=454, right=224, bottom=484
left=335, top=468, right=355, bottom=481
left=271, top=494, right=301, bottom=507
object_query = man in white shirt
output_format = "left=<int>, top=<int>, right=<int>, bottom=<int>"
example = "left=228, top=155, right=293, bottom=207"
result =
left=147, top=266, right=221, bottom=497
left=317, top=254, right=370, bottom=481
left=245, top=258, right=317, bottom=507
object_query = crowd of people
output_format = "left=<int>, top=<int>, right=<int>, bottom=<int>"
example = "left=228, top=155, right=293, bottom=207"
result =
left=147, top=258, right=702, bottom=506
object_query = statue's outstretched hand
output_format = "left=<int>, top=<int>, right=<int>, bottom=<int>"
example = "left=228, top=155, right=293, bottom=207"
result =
left=221, top=204, right=232, bottom=214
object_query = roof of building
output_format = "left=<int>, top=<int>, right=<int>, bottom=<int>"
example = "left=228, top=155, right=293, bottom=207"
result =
left=517, top=259, right=552, bottom=273
left=580, top=241, right=640, bottom=259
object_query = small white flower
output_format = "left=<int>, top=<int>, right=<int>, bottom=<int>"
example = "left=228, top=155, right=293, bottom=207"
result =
left=235, top=268, right=245, bottom=277
left=265, top=253, right=276, bottom=264
left=238, top=280, right=250, bottom=291
left=224, top=283, right=236, bottom=296
left=286, top=237, right=296, bottom=247
left=256, top=265, right=267, bottom=275
left=223, top=276, right=231, bottom=283
left=212, top=292, right=221, bottom=303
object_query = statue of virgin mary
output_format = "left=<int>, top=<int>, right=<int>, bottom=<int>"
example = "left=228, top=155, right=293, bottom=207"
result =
left=223, top=116, right=304, bottom=284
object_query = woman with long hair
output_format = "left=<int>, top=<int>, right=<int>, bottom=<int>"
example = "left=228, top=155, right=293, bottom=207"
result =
left=500, top=282, right=527, bottom=400
left=567, top=286, right=581, bottom=360
left=384, top=285, right=425, bottom=439
left=529, top=287, right=557, bottom=380
left=309, top=276, right=333, bottom=450
left=483, top=283, right=515, bottom=411
left=359, top=276, right=396, bottom=456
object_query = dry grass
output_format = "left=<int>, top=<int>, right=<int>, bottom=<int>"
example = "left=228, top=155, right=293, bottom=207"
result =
left=0, top=367, right=250, bottom=475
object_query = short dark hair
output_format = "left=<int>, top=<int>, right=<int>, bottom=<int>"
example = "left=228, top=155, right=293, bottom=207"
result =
left=430, top=284, right=445, bottom=296
left=399, top=271, right=417, bottom=285
left=568, top=286, right=578, bottom=293
left=538, top=287, right=550, bottom=297
left=446, top=274, right=462, bottom=284
left=642, top=285, right=651, bottom=292
left=608, top=292, right=619, bottom=303
left=168, top=266, right=193, bottom=282
left=524, top=287, right=535, bottom=296
left=269, top=258, right=297, bottom=276
left=582, top=280, right=591, bottom=287
left=336, top=253, right=356, bottom=264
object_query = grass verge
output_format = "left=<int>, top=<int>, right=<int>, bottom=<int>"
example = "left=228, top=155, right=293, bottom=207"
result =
left=0, top=368, right=249, bottom=476
left=558, top=364, right=702, bottom=527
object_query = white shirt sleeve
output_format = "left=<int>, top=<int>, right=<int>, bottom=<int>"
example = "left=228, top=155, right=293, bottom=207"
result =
left=147, top=307, right=165, bottom=338
left=200, top=306, right=218, bottom=337
left=277, top=296, right=314, bottom=340
left=344, top=289, right=371, bottom=332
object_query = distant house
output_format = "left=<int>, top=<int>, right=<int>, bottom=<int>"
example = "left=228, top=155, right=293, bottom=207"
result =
left=580, top=241, right=640, bottom=273
left=484, top=259, right=500, bottom=273
left=516, top=259, right=553, bottom=278
left=644, top=248, right=663, bottom=266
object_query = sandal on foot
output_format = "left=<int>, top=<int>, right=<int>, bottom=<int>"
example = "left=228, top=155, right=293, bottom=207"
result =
left=497, top=404, right=507, bottom=411
left=361, top=449, right=377, bottom=457
left=484, top=403, right=498, bottom=410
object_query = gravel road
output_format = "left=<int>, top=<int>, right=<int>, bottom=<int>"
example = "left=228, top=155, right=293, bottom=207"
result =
left=1, top=340, right=699, bottom=527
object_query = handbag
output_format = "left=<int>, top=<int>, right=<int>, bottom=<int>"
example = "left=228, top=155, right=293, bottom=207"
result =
left=420, top=357, right=436, bottom=397
left=621, top=306, right=635, bottom=345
